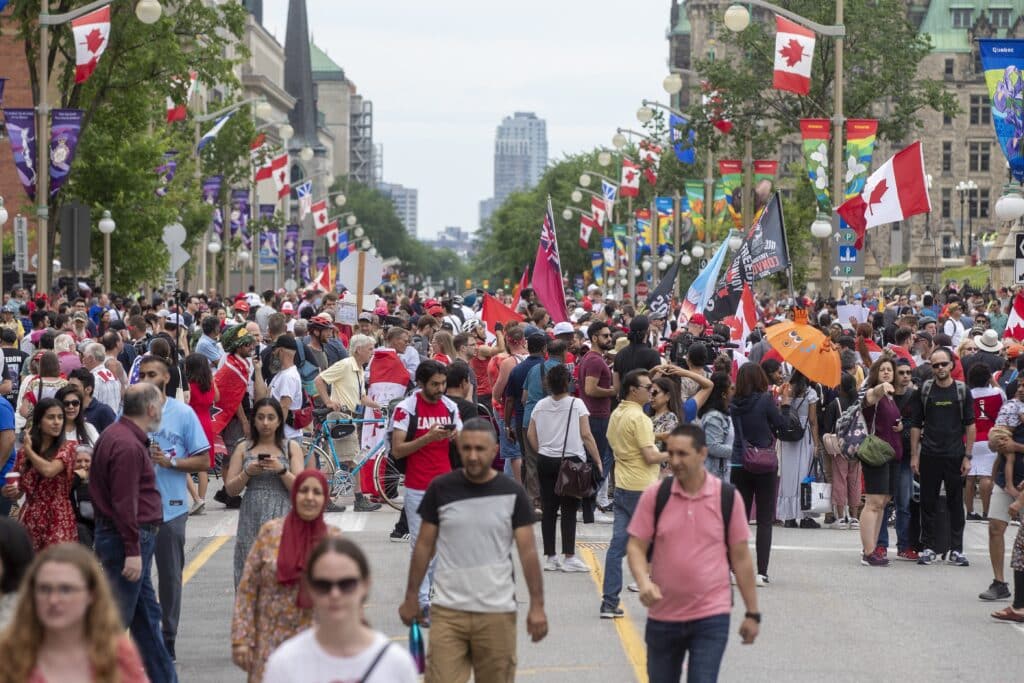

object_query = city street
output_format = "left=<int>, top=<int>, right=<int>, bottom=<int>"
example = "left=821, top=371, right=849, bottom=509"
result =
left=174, top=485, right=1023, bottom=682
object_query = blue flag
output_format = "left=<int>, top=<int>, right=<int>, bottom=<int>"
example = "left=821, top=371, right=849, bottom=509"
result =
left=197, top=111, right=235, bottom=152
left=669, top=113, right=696, bottom=165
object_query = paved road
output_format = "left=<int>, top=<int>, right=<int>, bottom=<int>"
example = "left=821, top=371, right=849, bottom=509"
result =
left=173, top=484, right=1024, bottom=682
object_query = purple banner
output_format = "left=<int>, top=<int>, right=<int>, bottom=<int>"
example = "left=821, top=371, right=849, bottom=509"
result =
left=4, top=108, right=38, bottom=201
left=0, top=79, right=7, bottom=108
left=230, top=188, right=250, bottom=249
left=299, top=239, right=313, bottom=283
left=201, top=175, right=222, bottom=204
left=258, top=203, right=275, bottom=221
left=315, top=256, right=328, bottom=274
left=259, top=230, right=278, bottom=265
left=49, top=108, right=83, bottom=197
left=284, top=224, right=299, bottom=273
left=155, top=150, right=178, bottom=198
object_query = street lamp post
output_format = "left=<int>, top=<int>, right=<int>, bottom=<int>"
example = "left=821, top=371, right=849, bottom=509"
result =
left=956, top=180, right=978, bottom=259
left=36, top=0, right=163, bottom=296
left=98, top=210, right=115, bottom=290
left=206, top=239, right=221, bottom=294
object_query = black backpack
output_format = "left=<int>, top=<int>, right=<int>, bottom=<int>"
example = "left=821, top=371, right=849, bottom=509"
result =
left=772, top=397, right=807, bottom=442
left=647, top=477, right=735, bottom=562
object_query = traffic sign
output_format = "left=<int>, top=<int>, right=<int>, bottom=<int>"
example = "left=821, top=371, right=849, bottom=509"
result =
left=1014, top=234, right=1024, bottom=284
left=832, top=228, right=864, bottom=281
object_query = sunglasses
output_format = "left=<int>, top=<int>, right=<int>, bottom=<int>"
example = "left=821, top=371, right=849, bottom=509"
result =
left=63, top=400, right=81, bottom=408
left=650, top=389, right=662, bottom=397
left=932, top=361, right=952, bottom=369
left=637, top=383, right=653, bottom=391
left=308, top=576, right=361, bottom=595
left=896, top=370, right=912, bottom=376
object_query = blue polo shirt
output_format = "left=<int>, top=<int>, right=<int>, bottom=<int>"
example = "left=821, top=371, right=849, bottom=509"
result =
left=0, top=398, right=14, bottom=476
left=150, top=396, right=210, bottom=522
left=506, top=355, right=544, bottom=428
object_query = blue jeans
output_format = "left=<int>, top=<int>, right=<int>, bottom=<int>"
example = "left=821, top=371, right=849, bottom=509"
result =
left=589, top=416, right=614, bottom=480
left=645, top=614, right=730, bottom=683
left=404, top=487, right=434, bottom=608
left=94, top=521, right=177, bottom=683
left=601, top=487, right=643, bottom=610
left=877, top=457, right=913, bottom=551
left=497, top=413, right=521, bottom=477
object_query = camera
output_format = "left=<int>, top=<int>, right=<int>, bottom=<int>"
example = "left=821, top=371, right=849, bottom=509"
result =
left=668, top=332, right=738, bottom=366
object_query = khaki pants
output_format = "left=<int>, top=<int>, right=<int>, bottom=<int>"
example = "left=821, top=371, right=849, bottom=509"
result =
left=426, top=605, right=517, bottom=683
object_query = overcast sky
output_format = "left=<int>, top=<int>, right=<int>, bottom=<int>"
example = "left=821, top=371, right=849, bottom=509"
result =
left=262, top=0, right=670, bottom=239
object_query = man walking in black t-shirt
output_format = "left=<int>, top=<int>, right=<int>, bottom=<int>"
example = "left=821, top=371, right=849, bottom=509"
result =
left=910, top=347, right=976, bottom=566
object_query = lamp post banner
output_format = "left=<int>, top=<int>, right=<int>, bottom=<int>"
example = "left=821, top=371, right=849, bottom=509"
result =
left=284, top=224, right=299, bottom=270
left=800, top=118, right=831, bottom=214
left=685, top=180, right=705, bottom=240
left=591, top=252, right=604, bottom=286
left=299, top=239, right=313, bottom=283
left=656, top=197, right=674, bottom=254
left=155, top=150, right=177, bottom=198
left=3, top=108, right=37, bottom=201
left=49, top=109, right=84, bottom=197
left=230, top=188, right=250, bottom=249
left=979, top=39, right=1024, bottom=182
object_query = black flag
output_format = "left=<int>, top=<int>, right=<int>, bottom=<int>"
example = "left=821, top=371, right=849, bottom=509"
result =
left=645, top=257, right=680, bottom=321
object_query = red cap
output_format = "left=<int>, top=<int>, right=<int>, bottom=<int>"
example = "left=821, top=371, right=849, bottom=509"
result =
left=689, top=313, right=707, bottom=326
left=234, top=301, right=250, bottom=313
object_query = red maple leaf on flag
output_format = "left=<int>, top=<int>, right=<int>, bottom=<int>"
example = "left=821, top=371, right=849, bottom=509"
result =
left=867, top=179, right=888, bottom=215
left=278, top=171, right=286, bottom=183
left=779, top=38, right=804, bottom=67
left=625, top=170, right=636, bottom=183
left=85, top=28, right=105, bottom=54
left=318, top=212, right=326, bottom=224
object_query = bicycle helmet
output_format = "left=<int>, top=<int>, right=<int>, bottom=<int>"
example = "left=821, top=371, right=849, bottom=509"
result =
left=461, top=318, right=484, bottom=334
left=309, top=313, right=334, bottom=330
left=452, top=295, right=464, bottom=306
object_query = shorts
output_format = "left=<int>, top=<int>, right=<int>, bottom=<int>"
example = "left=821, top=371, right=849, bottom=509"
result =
left=862, top=459, right=897, bottom=496
left=332, top=432, right=359, bottom=462
left=969, top=442, right=997, bottom=477
left=988, top=485, right=1017, bottom=523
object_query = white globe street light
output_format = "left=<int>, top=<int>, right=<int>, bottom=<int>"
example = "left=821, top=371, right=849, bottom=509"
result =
left=681, top=254, right=692, bottom=266
left=618, top=268, right=627, bottom=277
left=619, top=278, right=628, bottom=287
left=237, top=248, right=250, bottom=263
left=346, top=215, right=358, bottom=227
left=632, top=267, right=642, bottom=277
left=728, top=232, right=743, bottom=251
left=300, top=146, right=314, bottom=162
left=207, top=239, right=221, bottom=254
left=612, top=132, right=627, bottom=149
left=636, top=106, right=654, bottom=124
left=254, top=100, right=273, bottom=120
left=361, top=238, right=371, bottom=249
left=598, top=151, right=612, bottom=167
left=562, top=209, right=573, bottom=221
left=723, top=4, right=751, bottom=32
left=810, top=213, right=833, bottom=239
left=579, top=173, right=592, bottom=187
left=369, top=247, right=378, bottom=257
left=641, top=259, right=652, bottom=271
left=277, top=123, right=294, bottom=141
left=334, top=194, right=347, bottom=206
left=0, top=198, right=8, bottom=227
left=658, top=260, right=669, bottom=272
left=571, top=190, right=583, bottom=203
left=135, top=0, right=163, bottom=24
left=354, top=226, right=364, bottom=238
left=995, top=185, right=1024, bottom=222
left=691, top=243, right=705, bottom=259
left=98, top=210, right=116, bottom=235
left=663, top=72, right=683, bottom=95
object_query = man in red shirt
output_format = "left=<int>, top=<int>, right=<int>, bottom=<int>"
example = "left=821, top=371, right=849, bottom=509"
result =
left=626, top=424, right=760, bottom=682
left=391, top=359, right=464, bottom=624
left=578, top=321, right=616, bottom=516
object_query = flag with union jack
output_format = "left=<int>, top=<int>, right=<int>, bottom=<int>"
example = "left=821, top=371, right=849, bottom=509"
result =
left=531, top=198, right=570, bottom=323
left=601, top=180, right=617, bottom=218
left=296, top=181, right=313, bottom=220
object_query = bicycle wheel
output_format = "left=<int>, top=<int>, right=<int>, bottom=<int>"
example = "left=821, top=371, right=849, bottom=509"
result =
left=373, top=453, right=405, bottom=511
left=303, top=440, right=351, bottom=501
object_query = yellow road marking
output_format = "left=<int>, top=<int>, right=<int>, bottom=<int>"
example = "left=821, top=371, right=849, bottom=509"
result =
left=578, top=546, right=647, bottom=683
left=182, top=535, right=230, bottom=585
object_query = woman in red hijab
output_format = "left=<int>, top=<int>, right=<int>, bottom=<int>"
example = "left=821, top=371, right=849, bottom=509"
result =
left=231, top=470, right=340, bottom=682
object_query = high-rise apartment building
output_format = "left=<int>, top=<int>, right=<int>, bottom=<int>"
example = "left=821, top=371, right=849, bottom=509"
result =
left=480, top=112, right=548, bottom=225
left=379, top=182, right=419, bottom=237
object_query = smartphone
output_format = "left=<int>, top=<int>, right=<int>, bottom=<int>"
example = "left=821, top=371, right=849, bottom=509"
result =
left=441, top=424, right=456, bottom=431
left=258, top=453, right=271, bottom=462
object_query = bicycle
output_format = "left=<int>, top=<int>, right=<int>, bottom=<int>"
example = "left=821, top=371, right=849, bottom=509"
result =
left=302, top=407, right=405, bottom=510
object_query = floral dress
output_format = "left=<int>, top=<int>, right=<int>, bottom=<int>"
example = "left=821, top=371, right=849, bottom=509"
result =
left=233, top=449, right=292, bottom=587
left=16, top=441, right=78, bottom=552
left=232, top=518, right=340, bottom=683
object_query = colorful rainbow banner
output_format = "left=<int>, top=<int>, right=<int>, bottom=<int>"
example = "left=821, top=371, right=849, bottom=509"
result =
left=978, top=40, right=1024, bottom=181
left=655, top=196, right=674, bottom=254
left=685, top=180, right=706, bottom=241
left=591, top=252, right=604, bottom=286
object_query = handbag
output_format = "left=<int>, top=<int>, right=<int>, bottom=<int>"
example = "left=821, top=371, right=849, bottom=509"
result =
left=733, top=397, right=778, bottom=474
left=554, top=399, right=595, bottom=499
left=857, top=399, right=895, bottom=468
left=800, top=457, right=831, bottom=513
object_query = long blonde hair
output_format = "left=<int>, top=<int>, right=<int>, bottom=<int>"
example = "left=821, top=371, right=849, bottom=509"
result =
left=0, top=543, right=127, bottom=683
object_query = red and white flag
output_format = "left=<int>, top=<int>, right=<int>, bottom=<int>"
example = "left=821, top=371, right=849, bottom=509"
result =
left=590, top=196, right=607, bottom=226
left=773, top=15, right=815, bottom=95
left=270, top=153, right=290, bottom=199
left=1005, top=292, right=1024, bottom=342
left=836, top=141, right=931, bottom=249
left=620, top=158, right=640, bottom=198
left=531, top=200, right=570, bottom=323
left=72, top=5, right=111, bottom=84
left=311, top=200, right=329, bottom=232
left=639, top=142, right=662, bottom=185
left=325, top=227, right=339, bottom=254
left=308, top=264, right=331, bottom=292
left=166, top=71, right=198, bottom=123
left=579, top=214, right=599, bottom=249
left=363, top=348, right=412, bottom=450
left=251, top=134, right=273, bottom=181
left=724, top=282, right=758, bottom=366
left=317, top=218, right=338, bottom=239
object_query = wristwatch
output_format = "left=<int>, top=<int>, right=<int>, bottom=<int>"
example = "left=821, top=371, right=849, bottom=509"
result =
left=169, top=458, right=178, bottom=469
left=744, top=612, right=761, bottom=623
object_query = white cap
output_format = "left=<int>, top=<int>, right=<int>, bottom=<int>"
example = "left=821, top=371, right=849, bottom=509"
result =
left=165, top=313, right=185, bottom=327
left=587, top=284, right=599, bottom=292
left=570, top=307, right=586, bottom=322
left=552, top=321, right=574, bottom=336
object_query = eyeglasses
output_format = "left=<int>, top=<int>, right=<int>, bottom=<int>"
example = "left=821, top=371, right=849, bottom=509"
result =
left=308, top=576, right=361, bottom=595
left=35, top=583, right=86, bottom=598
left=896, top=370, right=912, bottom=376
left=650, top=389, right=662, bottom=397
left=637, top=383, right=653, bottom=392
left=63, top=400, right=81, bottom=408
left=932, top=361, right=952, bottom=369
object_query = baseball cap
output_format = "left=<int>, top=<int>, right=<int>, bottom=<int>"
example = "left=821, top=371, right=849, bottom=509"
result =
left=281, top=301, right=294, bottom=313
left=427, top=304, right=444, bottom=317
left=72, top=311, right=88, bottom=321
left=234, top=301, right=250, bottom=313
left=1007, top=343, right=1024, bottom=360
left=165, top=313, right=184, bottom=327
left=358, top=312, right=373, bottom=322
left=689, top=313, right=707, bottom=326
left=552, top=321, right=574, bottom=336
left=915, top=331, right=933, bottom=344
left=274, top=334, right=298, bottom=350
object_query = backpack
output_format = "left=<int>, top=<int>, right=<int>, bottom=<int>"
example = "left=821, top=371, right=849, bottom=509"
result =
left=771, top=397, right=807, bottom=442
left=647, top=477, right=735, bottom=563
left=920, top=378, right=967, bottom=419
left=830, top=399, right=869, bottom=461
left=294, top=341, right=321, bottom=389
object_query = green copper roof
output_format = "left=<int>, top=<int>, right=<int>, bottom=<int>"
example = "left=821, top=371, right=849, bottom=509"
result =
left=310, top=42, right=344, bottom=77
left=671, top=0, right=690, bottom=35
left=920, top=1, right=1024, bottom=52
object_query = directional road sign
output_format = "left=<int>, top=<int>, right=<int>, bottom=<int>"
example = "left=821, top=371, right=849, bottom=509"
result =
left=832, top=227, right=865, bottom=281
left=1015, top=233, right=1024, bottom=284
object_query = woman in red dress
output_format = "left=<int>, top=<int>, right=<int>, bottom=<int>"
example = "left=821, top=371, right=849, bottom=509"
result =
left=186, top=352, right=219, bottom=514
left=0, top=398, right=77, bottom=551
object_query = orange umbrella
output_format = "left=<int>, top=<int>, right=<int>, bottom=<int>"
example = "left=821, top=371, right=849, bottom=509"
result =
left=765, top=310, right=841, bottom=387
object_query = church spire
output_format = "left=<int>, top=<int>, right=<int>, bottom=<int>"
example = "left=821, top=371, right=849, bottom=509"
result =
left=284, top=0, right=321, bottom=152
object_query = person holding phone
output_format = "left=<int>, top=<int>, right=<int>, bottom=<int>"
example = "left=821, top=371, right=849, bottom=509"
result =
left=225, top=397, right=305, bottom=588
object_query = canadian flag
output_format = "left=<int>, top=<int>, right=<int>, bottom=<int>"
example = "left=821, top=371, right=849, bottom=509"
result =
left=270, top=153, right=290, bottom=199
left=620, top=158, right=640, bottom=198
left=72, top=5, right=111, bottom=84
left=325, top=227, right=339, bottom=254
left=166, top=71, right=198, bottom=123
left=725, top=282, right=758, bottom=367
left=309, top=264, right=331, bottom=292
left=773, top=16, right=816, bottom=95
left=836, top=141, right=930, bottom=249
left=311, top=200, right=329, bottom=231
left=639, top=142, right=662, bottom=185
left=251, top=134, right=273, bottom=181
left=317, top=218, right=338, bottom=239
left=590, top=196, right=607, bottom=226
left=1005, top=292, right=1024, bottom=342
left=579, top=214, right=599, bottom=249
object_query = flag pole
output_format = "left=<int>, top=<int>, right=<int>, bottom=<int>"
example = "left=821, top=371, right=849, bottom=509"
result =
left=673, top=190, right=681, bottom=300
left=650, top=197, right=659, bottom=291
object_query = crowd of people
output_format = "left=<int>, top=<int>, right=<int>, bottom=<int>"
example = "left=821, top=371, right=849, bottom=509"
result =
left=0, top=277, right=1023, bottom=681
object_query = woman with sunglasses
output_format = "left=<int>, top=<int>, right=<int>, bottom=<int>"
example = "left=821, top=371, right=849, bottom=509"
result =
left=262, top=537, right=417, bottom=682
left=0, top=543, right=148, bottom=683
left=55, top=386, right=97, bottom=448
left=1, top=399, right=77, bottom=552
left=232, top=469, right=339, bottom=682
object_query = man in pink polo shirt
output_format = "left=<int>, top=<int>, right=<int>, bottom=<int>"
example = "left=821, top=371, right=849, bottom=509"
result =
left=626, top=424, right=760, bottom=682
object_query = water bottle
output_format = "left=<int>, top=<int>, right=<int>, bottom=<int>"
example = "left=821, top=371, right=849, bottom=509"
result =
left=409, top=620, right=425, bottom=673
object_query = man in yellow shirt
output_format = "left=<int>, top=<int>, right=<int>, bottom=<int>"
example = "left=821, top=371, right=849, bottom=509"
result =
left=314, top=333, right=381, bottom=512
left=601, top=369, right=663, bottom=619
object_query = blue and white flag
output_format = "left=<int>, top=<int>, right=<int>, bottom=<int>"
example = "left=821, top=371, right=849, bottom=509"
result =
left=670, top=113, right=697, bottom=165
left=679, top=240, right=729, bottom=323
left=197, top=111, right=234, bottom=152
left=601, top=179, right=617, bottom=219
left=296, top=180, right=313, bottom=220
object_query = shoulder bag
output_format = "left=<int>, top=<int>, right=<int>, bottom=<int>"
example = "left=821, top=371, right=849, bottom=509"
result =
left=857, top=397, right=895, bottom=468
left=554, top=399, right=595, bottom=498
left=733, top=395, right=778, bottom=474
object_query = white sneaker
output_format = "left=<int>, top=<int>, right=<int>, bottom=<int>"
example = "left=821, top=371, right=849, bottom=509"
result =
left=755, top=574, right=769, bottom=587
left=848, top=518, right=860, bottom=530
left=627, top=582, right=640, bottom=592
left=543, top=556, right=561, bottom=572
left=831, top=518, right=848, bottom=530
left=595, top=512, right=614, bottom=524
left=561, top=555, right=589, bottom=573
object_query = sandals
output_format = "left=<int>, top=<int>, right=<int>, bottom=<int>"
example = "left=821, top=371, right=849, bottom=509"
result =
left=991, top=606, right=1024, bottom=623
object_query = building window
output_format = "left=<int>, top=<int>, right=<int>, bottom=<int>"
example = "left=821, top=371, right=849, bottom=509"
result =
left=944, top=58, right=955, bottom=78
left=942, top=234, right=954, bottom=259
left=991, top=9, right=1012, bottom=28
left=951, top=8, right=973, bottom=28
left=942, top=142, right=953, bottom=173
left=779, top=142, right=801, bottom=177
left=969, top=141, right=991, bottom=172
left=973, top=188, right=990, bottom=219
left=970, top=94, right=991, bottom=125
left=943, top=112, right=953, bottom=126
left=942, top=188, right=952, bottom=218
